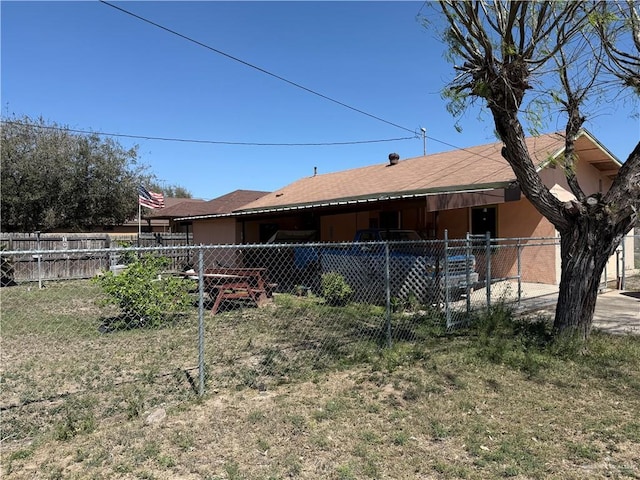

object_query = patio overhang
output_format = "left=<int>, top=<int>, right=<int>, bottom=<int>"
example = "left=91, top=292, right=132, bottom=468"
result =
left=178, top=182, right=518, bottom=222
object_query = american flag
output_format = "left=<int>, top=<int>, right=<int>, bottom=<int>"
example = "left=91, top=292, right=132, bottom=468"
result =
left=138, top=185, right=165, bottom=209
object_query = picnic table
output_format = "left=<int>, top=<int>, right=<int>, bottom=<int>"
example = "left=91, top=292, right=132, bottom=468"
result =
left=202, top=267, right=273, bottom=314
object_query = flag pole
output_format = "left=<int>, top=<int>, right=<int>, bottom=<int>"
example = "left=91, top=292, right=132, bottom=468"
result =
left=138, top=200, right=141, bottom=244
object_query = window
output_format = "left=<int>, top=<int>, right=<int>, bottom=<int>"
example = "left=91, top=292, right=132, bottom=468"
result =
left=379, top=211, right=399, bottom=229
left=471, top=206, right=497, bottom=238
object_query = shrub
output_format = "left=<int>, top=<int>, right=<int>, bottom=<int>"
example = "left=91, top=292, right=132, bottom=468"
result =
left=114, top=240, right=137, bottom=264
left=1, top=245, right=16, bottom=286
left=94, top=255, right=191, bottom=328
left=321, top=272, right=352, bottom=306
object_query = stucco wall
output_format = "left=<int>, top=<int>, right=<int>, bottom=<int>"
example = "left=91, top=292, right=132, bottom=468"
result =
left=539, top=160, right=613, bottom=198
left=192, top=218, right=242, bottom=268
left=497, top=199, right=559, bottom=284
left=192, top=218, right=237, bottom=245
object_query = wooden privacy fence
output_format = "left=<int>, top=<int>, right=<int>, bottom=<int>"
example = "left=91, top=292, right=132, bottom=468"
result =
left=0, top=233, right=111, bottom=251
left=1, top=233, right=193, bottom=282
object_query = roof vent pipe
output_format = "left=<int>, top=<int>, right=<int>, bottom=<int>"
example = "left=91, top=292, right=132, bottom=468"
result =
left=388, top=153, right=400, bottom=165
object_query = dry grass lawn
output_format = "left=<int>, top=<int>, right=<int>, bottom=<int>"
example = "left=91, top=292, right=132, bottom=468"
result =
left=1, top=278, right=639, bottom=479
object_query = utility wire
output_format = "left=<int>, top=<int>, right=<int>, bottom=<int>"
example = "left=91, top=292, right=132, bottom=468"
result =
left=0, top=121, right=415, bottom=146
left=96, top=2, right=512, bottom=164
left=99, top=0, right=417, bottom=136
left=97, top=2, right=510, bottom=164
left=3, top=119, right=540, bottom=170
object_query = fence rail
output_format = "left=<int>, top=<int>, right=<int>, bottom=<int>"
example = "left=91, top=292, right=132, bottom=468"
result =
left=1, top=234, right=637, bottom=447
left=0, top=232, right=193, bottom=282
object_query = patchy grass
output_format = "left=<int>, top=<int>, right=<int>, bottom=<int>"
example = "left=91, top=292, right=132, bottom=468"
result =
left=1, top=278, right=639, bottom=479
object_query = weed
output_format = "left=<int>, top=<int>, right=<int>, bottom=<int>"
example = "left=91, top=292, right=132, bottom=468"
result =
left=247, top=409, right=265, bottom=424
left=46, top=465, right=64, bottom=480
left=360, top=430, right=380, bottom=444
left=157, top=454, right=176, bottom=468
left=392, top=431, right=409, bottom=446
left=567, top=441, right=602, bottom=461
left=310, top=432, right=330, bottom=449
left=173, top=430, right=195, bottom=451
left=429, top=420, right=450, bottom=440
left=313, top=398, right=346, bottom=422
left=363, top=457, right=380, bottom=478
left=288, top=414, right=307, bottom=432
left=52, top=397, right=97, bottom=441
left=256, top=437, right=270, bottom=452
left=4, top=448, right=35, bottom=475
left=113, top=462, right=133, bottom=474
left=431, top=460, right=470, bottom=478
left=136, top=440, right=160, bottom=462
left=284, top=454, right=302, bottom=476
left=321, top=272, right=352, bottom=306
left=224, top=461, right=242, bottom=480
left=123, top=387, right=145, bottom=419
left=335, top=464, right=356, bottom=480
left=236, top=367, right=259, bottom=389
left=93, top=255, right=191, bottom=328
left=7, top=448, right=34, bottom=462
left=622, top=422, right=640, bottom=442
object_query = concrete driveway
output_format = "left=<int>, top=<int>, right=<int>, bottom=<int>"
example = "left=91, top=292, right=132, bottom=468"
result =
left=471, top=280, right=640, bottom=334
left=591, top=290, right=639, bottom=334
left=530, top=289, right=640, bottom=335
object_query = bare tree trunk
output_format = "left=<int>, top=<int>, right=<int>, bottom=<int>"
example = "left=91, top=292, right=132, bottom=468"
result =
left=493, top=111, right=636, bottom=341
left=554, top=223, right=612, bottom=340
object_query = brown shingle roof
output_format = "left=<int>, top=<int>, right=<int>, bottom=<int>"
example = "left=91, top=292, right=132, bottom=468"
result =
left=238, top=133, right=567, bottom=212
left=144, top=198, right=206, bottom=219
left=156, top=190, right=270, bottom=219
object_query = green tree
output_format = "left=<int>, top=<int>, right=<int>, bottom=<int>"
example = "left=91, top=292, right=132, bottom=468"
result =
left=1, top=116, right=144, bottom=231
left=434, top=1, right=639, bottom=341
left=148, top=183, right=193, bottom=199
left=1, top=116, right=195, bottom=230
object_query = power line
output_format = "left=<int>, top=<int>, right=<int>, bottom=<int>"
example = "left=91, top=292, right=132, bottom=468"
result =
left=2, top=119, right=541, bottom=171
left=97, top=2, right=512, bottom=164
left=0, top=120, right=415, bottom=146
left=99, top=0, right=417, bottom=135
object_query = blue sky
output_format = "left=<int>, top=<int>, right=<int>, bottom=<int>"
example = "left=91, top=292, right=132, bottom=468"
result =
left=2, top=1, right=638, bottom=200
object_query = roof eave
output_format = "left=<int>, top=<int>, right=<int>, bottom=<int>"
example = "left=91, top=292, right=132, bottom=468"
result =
left=178, top=182, right=513, bottom=221
left=535, top=129, right=623, bottom=173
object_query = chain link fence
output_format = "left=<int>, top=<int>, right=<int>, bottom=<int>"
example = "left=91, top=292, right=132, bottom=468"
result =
left=2, top=234, right=638, bottom=445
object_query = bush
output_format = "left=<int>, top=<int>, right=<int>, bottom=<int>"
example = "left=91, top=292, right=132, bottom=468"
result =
left=94, top=255, right=191, bottom=328
left=114, top=240, right=137, bottom=264
left=1, top=246, right=15, bottom=286
left=321, top=272, right=352, bottom=306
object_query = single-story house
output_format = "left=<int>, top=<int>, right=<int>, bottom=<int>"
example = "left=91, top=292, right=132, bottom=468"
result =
left=180, top=130, right=634, bottom=285
left=174, top=189, right=270, bottom=240
left=136, top=197, right=207, bottom=234
left=50, top=197, right=207, bottom=236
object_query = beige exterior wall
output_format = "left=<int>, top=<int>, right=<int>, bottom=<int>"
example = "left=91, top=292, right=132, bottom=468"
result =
left=540, top=160, right=613, bottom=198
left=192, top=218, right=242, bottom=268
left=241, top=220, right=262, bottom=244
left=602, top=235, right=635, bottom=283
left=192, top=218, right=238, bottom=245
left=497, top=199, right=559, bottom=284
